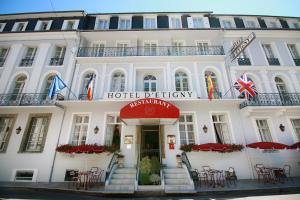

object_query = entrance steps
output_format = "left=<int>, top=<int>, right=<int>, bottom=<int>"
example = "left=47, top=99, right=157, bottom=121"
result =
left=163, top=167, right=196, bottom=194
left=104, top=167, right=136, bottom=194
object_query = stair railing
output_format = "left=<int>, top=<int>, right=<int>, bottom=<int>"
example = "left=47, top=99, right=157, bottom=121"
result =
left=181, top=151, right=193, bottom=178
left=135, top=145, right=140, bottom=190
left=105, top=152, right=118, bottom=182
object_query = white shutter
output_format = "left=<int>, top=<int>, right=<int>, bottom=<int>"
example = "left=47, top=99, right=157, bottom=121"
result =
left=203, top=17, right=210, bottom=28
left=187, top=17, right=194, bottom=28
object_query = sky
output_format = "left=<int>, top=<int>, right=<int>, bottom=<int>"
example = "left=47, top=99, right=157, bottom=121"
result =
left=0, top=0, right=300, bottom=17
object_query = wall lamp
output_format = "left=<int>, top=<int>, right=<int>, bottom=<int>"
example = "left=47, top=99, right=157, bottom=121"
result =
left=203, top=125, right=208, bottom=133
left=94, top=126, right=99, bottom=134
left=279, top=124, right=285, bottom=132
left=16, top=126, right=22, bottom=134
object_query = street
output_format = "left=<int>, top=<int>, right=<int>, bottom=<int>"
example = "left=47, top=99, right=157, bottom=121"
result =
left=0, top=187, right=300, bottom=200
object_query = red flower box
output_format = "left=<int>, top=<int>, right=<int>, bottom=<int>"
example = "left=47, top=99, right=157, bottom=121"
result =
left=56, top=144, right=106, bottom=154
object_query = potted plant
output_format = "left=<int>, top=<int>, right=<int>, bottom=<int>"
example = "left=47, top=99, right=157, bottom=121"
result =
left=117, top=153, right=125, bottom=167
left=176, top=154, right=182, bottom=168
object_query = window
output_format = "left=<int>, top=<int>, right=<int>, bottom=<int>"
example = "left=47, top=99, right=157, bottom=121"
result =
left=245, top=20, right=256, bottom=28
left=205, top=71, right=221, bottom=99
left=212, top=114, right=232, bottom=144
left=42, top=75, right=55, bottom=100
left=287, top=44, right=300, bottom=59
left=20, top=47, right=37, bottom=66
left=275, top=77, right=288, bottom=94
left=172, top=41, right=184, bottom=55
left=179, top=114, right=195, bottom=145
left=80, top=73, right=95, bottom=100
left=193, top=17, right=203, bottom=28
left=144, top=42, right=157, bottom=56
left=175, top=71, right=189, bottom=91
left=63, top=20, right=77, bottom=30
left=144, top=75, right=157, bottom=92
left=171, top=18, right=181, bottom=28
left=15, top=170, right=34, bottom=181
left=20, top=114, right=51, bottom=152
left=291, top=119, right=300, bottom=141
left=10, top=75, right=27, bottom=101
left=105, top=114, right=122, bottom=147
left=262, top=44, right=275, bottom=58
left=119, top=19, right=131, bottom=29
left=92, top=43, right=105, bottom=57
left=196, top=42, right=209, bottom=55
left=268, top=21, right=278, bottom=28
left=13, top=22, right=27, bottom=31
left=144, top=18, right=156, bottom=29
left=37, top=21, right=51, bottom=31
left=0, top=48, right=9, bottom=67
left=0, top=23, right=6, bottom=32
left=0, top=115, right=15, bottom=152
left=50, top=46, right=66, bottom=66
left=293, top=22, right=300, bottom=29
left=116, top=42, right=129, bottom=56
left=69, top=115, right=89, bottom=146
left=111, top=72, right=125, bottom=92
left=96, top=19, right=109, bottom=30
left=222, top=20, right=233, bottom=28
left=256, top=119, right=273, bottom=142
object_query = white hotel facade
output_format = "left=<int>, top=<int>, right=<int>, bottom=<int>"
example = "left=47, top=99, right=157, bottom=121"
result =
left=0, top=10, right=299, bottom=193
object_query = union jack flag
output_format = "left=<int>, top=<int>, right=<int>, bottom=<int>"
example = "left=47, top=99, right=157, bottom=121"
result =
left=234, top=74, right=258, bottom=99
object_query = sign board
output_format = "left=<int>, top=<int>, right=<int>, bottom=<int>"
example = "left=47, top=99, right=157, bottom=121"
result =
left=104, top=91, right=197, bottom=100
left=229, top=32, right=256, bottom=61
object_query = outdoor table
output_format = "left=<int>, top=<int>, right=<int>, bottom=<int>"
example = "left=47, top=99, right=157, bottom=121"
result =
left=205, top=169, right=224, bottom=188
left=77, top=171, right=92, bottom=190
left=265, top=167, right=285, bottom=183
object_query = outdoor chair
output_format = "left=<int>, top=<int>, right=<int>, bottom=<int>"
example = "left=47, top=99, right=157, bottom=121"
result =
left=283, top=164, right=293, bottom=182
left=215, top=170, right=225, bottom=187
left=68, top=170, right=79, bottom=189
left=225, top=167, right=237, bottom=186
left=190, top=169, right=200, bottom=188
left=90, top=167, right=104, bottom=186
left=197, top=169, right=209, bottom=187
left=255, top=165, right=272, bottom=183
left=202, top=166, right=211, bottom=172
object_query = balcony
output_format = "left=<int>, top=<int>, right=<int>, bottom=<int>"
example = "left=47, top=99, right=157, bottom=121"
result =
left=0, top=93, right=56, bottom=106
left=19, top=58, right=34, bottom=66
left=238, top=57, right=251, bottom=65
left=77, top=46, right=225, bottom=57
left=293, top=58, right=300, bottom=66
left=240, top=93, right=300, bottom=109
left=49, top=57, right=64, bottom=66
left=267, top=57, right=280, bottom=65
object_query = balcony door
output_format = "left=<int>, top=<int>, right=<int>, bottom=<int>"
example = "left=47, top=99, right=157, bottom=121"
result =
left=275, top=77, right=290, bottom=105
left=10, top=76, right=26, bottom=101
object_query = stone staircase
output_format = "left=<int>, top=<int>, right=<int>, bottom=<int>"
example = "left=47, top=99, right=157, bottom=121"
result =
left=104, top=167, right=136, bottom=194
left=163, top=167, right=196, bottom=193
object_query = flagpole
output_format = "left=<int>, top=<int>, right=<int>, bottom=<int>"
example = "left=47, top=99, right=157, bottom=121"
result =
left=65, top=86, right=78, bottom=99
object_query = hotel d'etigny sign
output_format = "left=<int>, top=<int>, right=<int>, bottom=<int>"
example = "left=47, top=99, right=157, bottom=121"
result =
left=104, top=91, right=197, bottom=100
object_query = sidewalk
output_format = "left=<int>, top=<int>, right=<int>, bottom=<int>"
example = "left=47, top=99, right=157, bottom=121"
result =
left=0, top=177, right=299, bottom=195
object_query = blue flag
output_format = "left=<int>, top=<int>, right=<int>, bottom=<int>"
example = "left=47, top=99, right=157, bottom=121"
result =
left=48, top=75, right=67, bottom=99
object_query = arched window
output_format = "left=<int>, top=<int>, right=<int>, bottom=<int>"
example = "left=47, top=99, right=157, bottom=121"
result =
left=11, top=75, right=27, bottom=100
left=80, top=72, right=95, bottom=100
left=111, top=72, right=125, bottom=92
left=205, top=71, right=221, bottom=99
left=175, top=71, right=189, bottom=91
left=42, top=74, right=55, bottom=100
left=144, top=75, right=157, bottom=92
left=275, top=77, right=288, bottom=94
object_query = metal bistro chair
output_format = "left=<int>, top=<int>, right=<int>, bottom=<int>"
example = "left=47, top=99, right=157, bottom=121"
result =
left=68, top=170, right=79, bottom=189
left=255, top=165, right=272, bottom=183
left=225, top=167, right=237, bottom=186
left=90, top=167, right=104, bottom=186
left=283, top=164, right=293, bottom=182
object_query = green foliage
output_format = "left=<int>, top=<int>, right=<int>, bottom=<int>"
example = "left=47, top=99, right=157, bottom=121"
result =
left=139, top=156, right=161, bottom=185
left=150, top=157, right=160, bottom=174
left=149, top=174, right=161, bottom=185
left=139, top=173, right=151, bottom=185
left=140, top=156, right=152, bottom=174
left=180, top=144, right=193, bottom=152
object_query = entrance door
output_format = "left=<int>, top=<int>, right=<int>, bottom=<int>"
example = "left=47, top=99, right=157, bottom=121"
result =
left=140, top=125, right=160, bottom=161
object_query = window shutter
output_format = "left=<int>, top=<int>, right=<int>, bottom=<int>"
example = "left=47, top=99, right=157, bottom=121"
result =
left=234, top=17, right=245, bottom=28
left=109, top=16, right=119, bottom=29
left=279, top=19, right=289, bottom=29
left=181, top=15, right=190, bottom=28
left=258, top=18, right=267, bottom=28
left=25, top=19, right=37, bottom=31
left=132, top=16, right=143, bottom=29
left=208, top=17, right=221, bottom=28
left=157, top=15, right=169, bottom=28
left=3, top=20, right=14, bottom=32
left=50, top=18, right=64, bottom=30
left=85, top=16, right=96, bottom=30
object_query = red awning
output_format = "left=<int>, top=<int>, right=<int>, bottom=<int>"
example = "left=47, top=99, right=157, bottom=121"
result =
left=289, top=142, right=300, bottom=149
left=246, top=142, right=289, bottom=150
left=192, top=143, right=231, bottom=151
left=120, top=98, right=179, bottom=125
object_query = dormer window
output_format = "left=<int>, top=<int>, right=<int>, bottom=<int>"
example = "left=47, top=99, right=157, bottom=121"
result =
left=144, top=18, right=156, bottom=29
left=171, top=17, right=181, bottom=28
left=268, top=21, right=278, bottom=28
left=96, top=19, right=109, bottom=30
left=66, top=21, right=75, bottom=29
left=193, top=17, right=203, bottom=28
left=37, top=20, right=52, bottom=31
left=119, top=19, right=131, bottom=29
left=62, top=20, right=78, bottom=30
left=0, top=23, right=6, bottom=32
left=13, top=22, right=27, bottom=32
left=222, top=20, right=233, bottom=28
left=245, top=20, right=256, bottom=28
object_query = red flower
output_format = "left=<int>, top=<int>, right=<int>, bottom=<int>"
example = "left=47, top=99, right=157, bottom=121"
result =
left=56, top=144, right=106, bottom=154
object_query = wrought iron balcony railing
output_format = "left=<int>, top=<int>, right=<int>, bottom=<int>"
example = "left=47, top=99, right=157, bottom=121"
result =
left=238, top=57, right=251, bottom=65
left=0, top=93, right=55, bottom=106
left=240, top=93, right=300, bottom=109
left=267, top=57, right=280, bottom=65
left=293, top=58, right=300, bottom=66
left=77, top=46, right=225, bottom=57
left=49, top=57, right=64, bottom=66
left=19, top=58, right=34, bottom=66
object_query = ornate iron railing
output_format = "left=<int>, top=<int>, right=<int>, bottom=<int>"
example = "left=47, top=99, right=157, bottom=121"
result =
left=0, top=93, right=55, bottom=106
left=293, top=58, right=300, bottom=66
left=19, top=58, right=34, bottom=66
left=49, top=57, right=64, bottom=66
left=238, top=57, right=251, bottom=65
left=267, top=57, right=280, bottom=65
left=77, top=46, right=225, bottom=57
left=240, top=93, right=300, bottom=109
left=105, top=153, right=119, bottom=181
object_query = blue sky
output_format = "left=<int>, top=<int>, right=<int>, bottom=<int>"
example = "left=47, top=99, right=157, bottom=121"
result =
left=1, top=0, right=300, bottom=17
